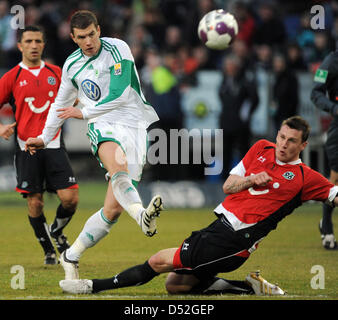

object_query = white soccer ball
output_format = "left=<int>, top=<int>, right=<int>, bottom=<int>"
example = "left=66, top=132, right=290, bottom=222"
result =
left=198, top=9, right=238, bottom=50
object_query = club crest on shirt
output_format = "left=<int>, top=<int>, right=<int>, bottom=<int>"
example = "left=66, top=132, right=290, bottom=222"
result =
left=47, top=76, right=56, bottom=85
left=282, top=171, right=295, bottom=180
left=81, top=79, right=101, bottom=101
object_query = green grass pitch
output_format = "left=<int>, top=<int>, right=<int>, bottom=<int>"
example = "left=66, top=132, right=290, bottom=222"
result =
left=0, top=181, right=337, bottom=300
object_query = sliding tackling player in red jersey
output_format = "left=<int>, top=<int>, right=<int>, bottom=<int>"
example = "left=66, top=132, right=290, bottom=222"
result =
left=0, top=26, right=79, bottom=265
left=60, top=116, right=338, bottom=296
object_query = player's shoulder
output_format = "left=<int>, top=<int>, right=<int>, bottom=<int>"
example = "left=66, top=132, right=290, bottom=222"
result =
left=101, top=37, right=129, bottom=48
left=101, top=37, right=132, bottom=59
left=251, top=139, right=275, bottom=151
left=0, top=64, right=21, bottom=81
left=44, top=62, right=62, bottom=74
left=299, top=161, right=318, bottom=174
left=63, top=48, right=84, bottom=70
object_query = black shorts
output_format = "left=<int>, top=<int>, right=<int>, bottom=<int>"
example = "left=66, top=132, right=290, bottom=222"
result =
left=173, top=217, right=252, bottom=280
left=14, top=148, right=78, bottom=196
left=325, top=123, right=338, bottom=171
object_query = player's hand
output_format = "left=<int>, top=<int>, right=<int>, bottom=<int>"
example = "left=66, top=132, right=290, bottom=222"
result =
left=25, top=137, right=45, bottom=155
left=249, top=171, right=272, bottom=187
left=0, top=122, right=16, bottom=140
left=57, top=107, right=83, bottom=119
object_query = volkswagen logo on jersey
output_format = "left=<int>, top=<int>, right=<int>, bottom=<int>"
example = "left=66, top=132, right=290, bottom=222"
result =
left=81, top=79, right=101, bottom=101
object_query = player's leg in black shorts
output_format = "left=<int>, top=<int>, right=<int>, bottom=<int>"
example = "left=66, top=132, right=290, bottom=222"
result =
left=15, top=149, right=57, bottom=260
left=325, top=123, right=338, bottom=173
left=172, top=216, right=255, bottom=294
left=43, top=148, right=78, bottom=193
left=14, top=148, right=78, bottom=261
left=321, top=123, right=338, bottom=248
left=15, top=148, right=78, bottom=194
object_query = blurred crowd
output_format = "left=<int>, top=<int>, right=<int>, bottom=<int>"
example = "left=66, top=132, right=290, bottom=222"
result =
left=0, top=0, right=337, bottom=179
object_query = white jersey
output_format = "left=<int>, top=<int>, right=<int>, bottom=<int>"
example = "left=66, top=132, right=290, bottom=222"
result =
left=39, top=37, right=159, bottom=145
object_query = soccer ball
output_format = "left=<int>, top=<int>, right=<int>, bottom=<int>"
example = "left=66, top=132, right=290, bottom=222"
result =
left=198, top=9, right=238, bottom=50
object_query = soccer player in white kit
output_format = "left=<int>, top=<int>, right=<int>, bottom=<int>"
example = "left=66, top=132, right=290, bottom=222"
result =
left=25, top=10, right=163, bottom=280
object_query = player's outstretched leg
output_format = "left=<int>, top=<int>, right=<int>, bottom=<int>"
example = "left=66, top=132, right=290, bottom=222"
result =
left=60, top=260, right=159, bottom=294
left=109, top=171, right=163, bottom=236
left=59, top=208, right=118, bottom=279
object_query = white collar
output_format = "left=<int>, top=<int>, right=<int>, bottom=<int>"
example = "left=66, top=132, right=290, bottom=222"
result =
left=276, top=158, right=302, bottom=166
left=19, top=60, right=45, bottom=70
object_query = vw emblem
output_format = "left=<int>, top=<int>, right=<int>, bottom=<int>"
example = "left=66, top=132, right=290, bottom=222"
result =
left=81, top=79, right=101, bottom=101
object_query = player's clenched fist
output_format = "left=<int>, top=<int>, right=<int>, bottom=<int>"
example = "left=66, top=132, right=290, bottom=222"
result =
left=25, top=137, right=45, bottom=155
left=249, top=171, right=272, bottom=187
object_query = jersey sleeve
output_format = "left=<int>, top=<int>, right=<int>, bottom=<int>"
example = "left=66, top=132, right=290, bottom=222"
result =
left=310, top=52, right=338, bottom=115
left=242, top=140, right=267, bottom=172
left=39, top=62, right=78, bottom=145
left=0, top=70, right=15, bottom=107
left=301, top=167, right=335, bottom=202
left=229, top=140, right=268, bottom=176
left=80, top=39, right=136, bottom=119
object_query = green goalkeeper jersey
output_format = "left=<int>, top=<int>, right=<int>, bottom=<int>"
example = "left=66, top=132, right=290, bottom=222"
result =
left=40, top=37, right=159, bottom=145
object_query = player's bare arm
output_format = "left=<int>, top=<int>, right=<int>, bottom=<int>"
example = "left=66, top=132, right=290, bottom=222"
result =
left=25, top=137, right=45, bottom=155
left=223, top=172, right=272, bottom=194
left=57, top=106, right=84, bottom=120
left=0, top=122, right=16, bottom=140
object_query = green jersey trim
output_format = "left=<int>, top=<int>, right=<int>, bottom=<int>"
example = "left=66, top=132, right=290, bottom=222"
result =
left=67, top=52, right=84, bottom=73
left=102, top=39, right=122, bottom=62
left=70, top=39, right=104, bottom=86
left=66, top=48, right=81, bottom=62
left=96, top=59, right=150, bottom=107
left=102, top=40, right=121, bottom=63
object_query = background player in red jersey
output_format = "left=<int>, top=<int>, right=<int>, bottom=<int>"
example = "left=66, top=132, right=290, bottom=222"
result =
left=0, top=26, right=79, bottom=265
left=60, top=116, right=338, bottom=295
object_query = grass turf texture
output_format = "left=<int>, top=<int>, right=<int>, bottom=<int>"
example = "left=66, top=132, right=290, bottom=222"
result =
left=0, top=181, right=337, bottom=300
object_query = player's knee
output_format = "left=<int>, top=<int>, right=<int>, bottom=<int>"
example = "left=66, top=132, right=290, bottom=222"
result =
left=148, top=253, right=164, bottom=272
left=102, top=206, right=122, bottom=221
left=60, top=191, right=79, bottom=211
left=27, top=195, right=44, bottom=216
left=165, top=281, right=180, bottom=294
left=165, top=275, right=184, bottom=294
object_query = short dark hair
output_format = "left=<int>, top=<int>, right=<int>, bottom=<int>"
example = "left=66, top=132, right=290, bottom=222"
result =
left=70, top=10, right=98, bottom=34
left=281, top=115, right=311, bottom=142
left=17, top=25, right=45, bottom=42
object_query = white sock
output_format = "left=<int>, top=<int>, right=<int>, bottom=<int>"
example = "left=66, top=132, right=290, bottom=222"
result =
left=110, top=171, right=144, bottom=224
left=66, top=209, right=117, bottom=261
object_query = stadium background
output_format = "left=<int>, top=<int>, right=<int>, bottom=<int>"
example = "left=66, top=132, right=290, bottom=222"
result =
left=0, top=0, right=336, bottom=205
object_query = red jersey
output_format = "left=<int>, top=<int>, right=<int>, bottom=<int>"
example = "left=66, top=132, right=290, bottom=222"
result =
left=0, top=61, right=62, bottom=150
left=215, top=140, right=337, bottom=232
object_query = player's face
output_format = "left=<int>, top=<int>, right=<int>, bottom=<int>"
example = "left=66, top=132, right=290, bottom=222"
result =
left=276, top=125, right=308, bottom=163
left=17, top=31, right=45, bottom=66
left=71, top=24, right=101, bottom=57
